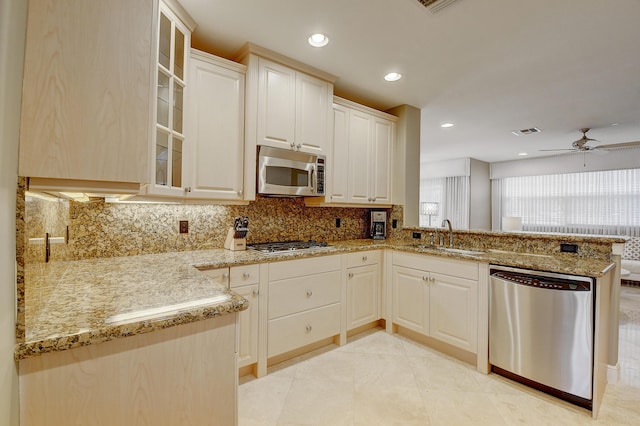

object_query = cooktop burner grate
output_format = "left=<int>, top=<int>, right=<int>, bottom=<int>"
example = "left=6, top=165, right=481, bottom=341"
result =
left=247, top=240, right=330, bottom=254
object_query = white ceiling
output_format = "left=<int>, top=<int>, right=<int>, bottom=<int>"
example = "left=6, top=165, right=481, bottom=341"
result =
left=179, top=0, right=640, bottom=164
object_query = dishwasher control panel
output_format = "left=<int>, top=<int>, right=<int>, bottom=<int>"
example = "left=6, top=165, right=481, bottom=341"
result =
left=490, top=270, right=591, bottom=291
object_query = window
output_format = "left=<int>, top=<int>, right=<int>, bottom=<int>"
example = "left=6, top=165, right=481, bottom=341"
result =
left=496, top=168, right=640, bottom=236
left=419, top=176, right=469, bottom=229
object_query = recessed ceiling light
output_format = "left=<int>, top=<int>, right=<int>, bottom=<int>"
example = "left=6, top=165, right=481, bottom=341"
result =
left=384, top=72, right=402, bottom=82
left=611, top=123, right=620, bottom=126
left=518, top=152, right=528, bottom=156
left=440, top=123, right=454, bottom=128
left=308, top=33, right=329, bottom=47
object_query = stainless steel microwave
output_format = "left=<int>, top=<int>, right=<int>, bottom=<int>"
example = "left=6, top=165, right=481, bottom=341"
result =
left=257, top=146, right=325, bottom=196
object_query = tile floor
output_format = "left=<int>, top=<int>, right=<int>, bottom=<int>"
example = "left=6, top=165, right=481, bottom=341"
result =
left=239, top=285, right=640, bottom=425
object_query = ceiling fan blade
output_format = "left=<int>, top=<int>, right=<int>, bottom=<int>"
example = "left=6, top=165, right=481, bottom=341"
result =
left=539, top=148, right=575, bottom=152
left=593, top=141, right=640, bottom=149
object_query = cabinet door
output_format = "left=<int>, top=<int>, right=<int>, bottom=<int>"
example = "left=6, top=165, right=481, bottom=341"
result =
left=186, top=53, right=245, bottom=200
left=256, top=58, right=296, bottom=150
left=429, top=273, right=478, bottom=353
left=347, top=264, right=379, bottom=331
left=295, top=73, right=330, bottom=155
left=392, top=266, right=429, bottom=335
left=329, top=104, right=350, bottom=202
left=234, top=284, right=259, bottom=368
left=347, top=109, right=373, bottom=203
left=371, top=118, right=393, bottom=204
left=19, top=0, right=152, bottom=184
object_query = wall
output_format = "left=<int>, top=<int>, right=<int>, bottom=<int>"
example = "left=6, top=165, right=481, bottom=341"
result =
left=0, top=0, right=27, bottom=422
left=469, top=158, right=490, bottom=230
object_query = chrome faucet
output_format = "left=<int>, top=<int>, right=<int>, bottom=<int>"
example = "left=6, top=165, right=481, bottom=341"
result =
left=442, top=219, right=453, bottom=247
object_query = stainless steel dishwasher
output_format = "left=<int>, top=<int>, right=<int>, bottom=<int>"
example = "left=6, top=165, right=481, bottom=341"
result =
left=489, top=265, right=595, bottom=409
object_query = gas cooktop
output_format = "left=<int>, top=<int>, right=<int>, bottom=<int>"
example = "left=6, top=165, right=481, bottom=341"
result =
left=247, top=240, right=331, bottom=254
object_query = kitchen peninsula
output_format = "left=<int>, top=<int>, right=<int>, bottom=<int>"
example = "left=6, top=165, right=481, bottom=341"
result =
left=17, top=231, right=621, bottom=422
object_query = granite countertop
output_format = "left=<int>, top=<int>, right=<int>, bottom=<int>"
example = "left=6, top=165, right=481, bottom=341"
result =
left=18, top=239, right=615, bottom=360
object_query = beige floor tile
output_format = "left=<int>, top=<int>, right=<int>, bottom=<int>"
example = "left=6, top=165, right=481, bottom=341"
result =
left=488, top=392, right=593, bottom=425
left=408, top=354, right=481, bottom=393
left=420, top=389, right=508, bottom=426
left=293, top=349, right=356, bottom=383
left=352, top=329, right=406, bottom=355
left=353, top=352, right=418, bottom=389
left=354, top=384, right=430, bottom=426
left=239, top=375, right=293, bottom=424
left=276, top=378, right=354, bottom=425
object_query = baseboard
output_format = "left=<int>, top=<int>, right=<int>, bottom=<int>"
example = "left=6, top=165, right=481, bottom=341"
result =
left=607, top=363, right=620, bottom=384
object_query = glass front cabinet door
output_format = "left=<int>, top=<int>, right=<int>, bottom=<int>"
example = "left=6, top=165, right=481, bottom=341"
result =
left=151, top=3, right=191, bottom=196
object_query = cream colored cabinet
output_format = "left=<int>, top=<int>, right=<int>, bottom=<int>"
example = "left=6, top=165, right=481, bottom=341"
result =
left=345, top=251, right=381, bottom=331
left=429, top=272, right=478, bottom=353
left=230, top=265, right=260, bottom=368
left=255, top=57, right=331, bottom=155
left=18, top=0, right=156, bottom=193
left=326, top=97, right=396, bottom=206
left=391, top=252, right=479, bottom=353
left=183, top=49, right=246, bottom=201
left=202, top=264, right=260, bottom=369
left=267, top=255, right=341, bottom=358
left=144, top=2, right=194, bottom=198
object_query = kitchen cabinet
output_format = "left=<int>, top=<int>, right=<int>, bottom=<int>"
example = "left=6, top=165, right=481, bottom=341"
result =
left=19, top=0, right=197, bottom=196
left=325, top=97, right=396, bottom=206
left=267, top=255, right=341, bottom=358
left=143, top=2, right=193, bottom=198
left=182, top=49, right=246, bottom=201
left=18, top=0, right=156, bottom=192
left=202, top=264, right=260, bottom=369
left=255, top=57, right=332, bottom=155
left=19, top=315, right=237, bottom=425
left=345, top=250, right=381, bottom=331
left=391, top=252, right=479, bottom=353
left=238, top=43, right=336, bottom=200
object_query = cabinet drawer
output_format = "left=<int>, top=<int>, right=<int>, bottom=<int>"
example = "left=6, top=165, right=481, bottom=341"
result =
left=269, top=271, right=341, bottom=319
left=268, top=303, right=341, bottom=358
left=199, top=267, right=229, bottom=287
left=268, top=255, right=340, bottom=281
left=230, top=264, right=260, bottom=288
left=345, top=250, right=381, bottom=268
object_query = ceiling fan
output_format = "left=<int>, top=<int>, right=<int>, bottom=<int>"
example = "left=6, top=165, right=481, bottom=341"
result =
left=540, top=128, right=640, bottom=154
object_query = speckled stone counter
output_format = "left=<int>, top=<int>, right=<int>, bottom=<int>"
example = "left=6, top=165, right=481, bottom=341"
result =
left=18, top=238, right=615, bottom=360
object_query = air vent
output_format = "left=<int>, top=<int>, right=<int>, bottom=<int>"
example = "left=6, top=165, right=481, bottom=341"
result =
left=416, top=0, right=459, bottom=13
left=511, top=127, right=542, bottom=136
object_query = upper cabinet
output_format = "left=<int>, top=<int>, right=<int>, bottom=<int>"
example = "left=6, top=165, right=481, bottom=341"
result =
left=323, top=97, right=396, bottom=206
left=18, top=0, right=158, bottom=193
left=143, top=2, right=194, bottom=198
left=182, top=50, right=246, bottom=201
left=238, top=44, right=336, bottom=200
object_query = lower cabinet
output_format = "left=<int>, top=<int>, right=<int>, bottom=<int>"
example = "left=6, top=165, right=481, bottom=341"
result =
left=267, top=255, right=341, bottom=358
left=391, top=252, right=479, bottom=353
left=345, top=250, right=381, bottom=331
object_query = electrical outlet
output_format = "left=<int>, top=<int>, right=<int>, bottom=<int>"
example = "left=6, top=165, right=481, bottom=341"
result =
left=560, top=243, right=578, bottom=253
left=179, top=220, right=189, bottom=234
left=335, top=218, right=341, bottom=228
left=412, top=232, right=421, bottom=239
left=392, top=219, right=398, bottom=229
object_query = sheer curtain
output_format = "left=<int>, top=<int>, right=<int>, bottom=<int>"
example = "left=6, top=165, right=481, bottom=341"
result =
left=420, top=176, right=469, bottom=229
left=495, top=168, right=640, bottom=237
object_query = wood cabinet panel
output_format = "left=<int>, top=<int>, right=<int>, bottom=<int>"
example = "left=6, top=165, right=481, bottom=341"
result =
left=268, top=255, right=340, bottom=281
left=392, top=266, right=429, bottom=335
left=19, top=0, right=153, bottom=184
left=257, top=58, right=296, bottom=150
left=268, top=271, right=341, bottom=319
left=19, top=315, right=237, bottom=425
left=347, top=264, right=380, bottom=330
left=234, top=284, right=259, bottom=367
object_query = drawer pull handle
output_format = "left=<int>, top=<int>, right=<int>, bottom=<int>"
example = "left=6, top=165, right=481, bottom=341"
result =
left=243, top=272, right=250, bottom=278
left=305, top=324, right=312, bottom=333
left=422, top=276, right=429, bottom=281
left=348, top=272, right=354, bottom=279
left=252, top=289, right=259, bottom=296
left=306, top=290, right=313, bottom=297
left=362, top=256, right=367, bottom=262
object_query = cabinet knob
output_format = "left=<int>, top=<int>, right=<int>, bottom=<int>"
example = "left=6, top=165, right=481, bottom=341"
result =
left=296, top=144, right=301, bottom=150
left=184, top=187, right=192, bottom=193
left=237, top=190, right=243, bottom=196
left=430, top=277, right=435, bottom=282
left=362, top=256, right=367, bottom=262
left=305, top=324, right=312, bottom=333
left=243, top=272, right=250, bottom=278
left=422, top=276, right=429, bottom=281
left=222, top=273, right=229, bottom=279
left=348, top=272, right=354, bottom=278
left=306, top=290, right=313, bottom=297
left=252, top=289, right=259, bottom=296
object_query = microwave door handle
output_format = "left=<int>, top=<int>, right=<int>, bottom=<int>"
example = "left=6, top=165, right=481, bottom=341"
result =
left=310, top=166, right=315, bottom=194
